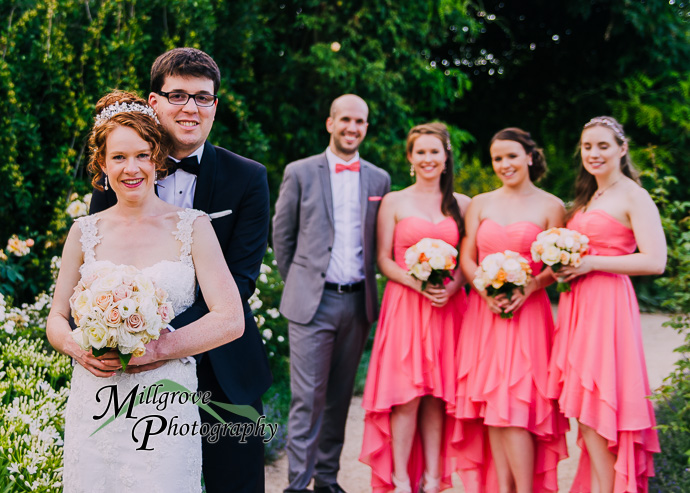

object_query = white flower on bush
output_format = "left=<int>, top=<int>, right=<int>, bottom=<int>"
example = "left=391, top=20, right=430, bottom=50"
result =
left=277, top=335, right=285, bottom=343
left=66, top=200, right=88, bottom=218
left=262, top=329, right=273, bottom=340
left=249, top=289, right=263, bottom=311
left=260, top=263, right=272, bottom=274
left=266, top=308, right=280, bottom=319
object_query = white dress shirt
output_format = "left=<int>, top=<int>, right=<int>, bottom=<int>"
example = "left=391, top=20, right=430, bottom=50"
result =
left=325, top=147, right=364, bottom=284
left=157, top=145, right=205, bottom=208
left=157, top=144, right=204, bottom=363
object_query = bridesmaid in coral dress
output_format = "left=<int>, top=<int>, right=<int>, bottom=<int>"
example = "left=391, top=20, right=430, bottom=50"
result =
left=360, top=123, right=470, bottom=493
left=547, top=116, right=666, bottom=493
left=452, top=128, right=568, bottom=493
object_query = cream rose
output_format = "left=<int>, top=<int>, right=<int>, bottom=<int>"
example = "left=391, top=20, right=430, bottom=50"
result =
left=94, top=293, right=113, bottom=312
left=541, top=245, right=561, bottom=266
left=85, top=319, right=108, bottom=350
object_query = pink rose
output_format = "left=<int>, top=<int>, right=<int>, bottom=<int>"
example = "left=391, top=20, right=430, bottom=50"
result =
left=112, top=284, right=133, bottom=302
left=25, top=239, right=35, bottom=247
left=94, top=293, right=113, bottom=312
left=104, top=305, right=122, bottom=327
left=157, top=303, right=174, bottom=324
left=125, top=313, right=144, bottom=333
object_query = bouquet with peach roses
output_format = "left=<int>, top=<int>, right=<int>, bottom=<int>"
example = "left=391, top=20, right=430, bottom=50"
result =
left=473, top=250, right=532, bottom=319
left=404, top=237, right=458, bottom=291
left=69, top=265, right=174, bottom=370
left=530, top=227, right=589, bottom=292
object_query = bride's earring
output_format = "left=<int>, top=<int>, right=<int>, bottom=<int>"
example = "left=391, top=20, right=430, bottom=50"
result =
left=154, top=172, right=158, bottom=185
left=104, top=174, right=109, bottom=191
left=409, top=164, right=415, bottom=177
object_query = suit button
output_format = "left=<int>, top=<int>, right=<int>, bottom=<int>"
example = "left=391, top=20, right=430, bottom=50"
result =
left=328, top=247, right=332, bottom=252
left=321, top=273, right=326, bottom=278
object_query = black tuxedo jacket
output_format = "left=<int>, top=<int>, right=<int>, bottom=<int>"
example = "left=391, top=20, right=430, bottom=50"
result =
left=90, top=141, right=272, bottom=405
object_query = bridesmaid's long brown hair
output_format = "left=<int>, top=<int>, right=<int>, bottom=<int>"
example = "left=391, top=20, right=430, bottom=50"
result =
left=567, top=116, right=641, bottom=222
left=406, top=122, right=464, bottom=238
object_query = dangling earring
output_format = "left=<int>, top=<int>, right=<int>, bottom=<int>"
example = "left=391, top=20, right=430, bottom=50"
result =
left=154, top=172, right=158, bottom=185
left=409, top=165, right=415, bottom=177
left=442, top=166, right=447, bottom=174
left=104, top=174, right=109, bottom=191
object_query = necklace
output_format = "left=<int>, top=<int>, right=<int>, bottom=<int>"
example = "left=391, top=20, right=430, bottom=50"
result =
left=592, top=178, right=621, bottom=201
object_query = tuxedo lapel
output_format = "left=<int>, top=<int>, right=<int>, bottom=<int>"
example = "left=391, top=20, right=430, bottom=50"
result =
left=193, top=141, right=217, bottom=212
left=317, top=154, right=334, bottom=228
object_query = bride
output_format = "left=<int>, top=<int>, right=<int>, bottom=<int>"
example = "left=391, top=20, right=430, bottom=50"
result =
left=46, top=91, right=244, bottom=492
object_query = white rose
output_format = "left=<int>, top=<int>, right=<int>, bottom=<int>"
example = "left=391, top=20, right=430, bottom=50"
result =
left=116, top=325, right=141, bottom=354
left=90, top=271, right=123, bottom=294
left=541, top=245, right=561, bottom=266
left=71, top=290, right=93, bottom=320
left=134, top=275, right=155, bottom=297
left=71, top=328, right=91, bottom=351
left=570, top=252, right=582, bottom=267
left=117, top=298, right=137, bottom=319
left=84, top=319, right=108, bottom=350
left=429, top=255, right=446, bottom=270
left=410, top=262, right=432, bottom=281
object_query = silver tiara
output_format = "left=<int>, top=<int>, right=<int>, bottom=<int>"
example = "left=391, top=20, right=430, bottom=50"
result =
left=583, top=117, right=626, bottom=142
left=94, top=102, right=160, bottom=127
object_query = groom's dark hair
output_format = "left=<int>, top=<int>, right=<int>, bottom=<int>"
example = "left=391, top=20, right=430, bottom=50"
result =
left=150, top=48, right=221, bottom=94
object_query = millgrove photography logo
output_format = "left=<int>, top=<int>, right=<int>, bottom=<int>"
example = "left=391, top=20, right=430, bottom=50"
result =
left=91, top=379, right=278, bottom=451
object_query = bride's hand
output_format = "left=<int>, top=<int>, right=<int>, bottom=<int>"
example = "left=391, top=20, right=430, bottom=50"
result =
left=73, top=348, right=121, bottom=378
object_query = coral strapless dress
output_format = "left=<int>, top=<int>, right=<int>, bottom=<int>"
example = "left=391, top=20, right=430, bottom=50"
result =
left=451, top=220, right=568, bottom=493
left=360, top=216, right=467, bottom=493
left=547, top=210, right=659, bottom=492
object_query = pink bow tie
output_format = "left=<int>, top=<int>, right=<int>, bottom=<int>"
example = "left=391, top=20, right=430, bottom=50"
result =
left=335, top=161, right=360, bottom=173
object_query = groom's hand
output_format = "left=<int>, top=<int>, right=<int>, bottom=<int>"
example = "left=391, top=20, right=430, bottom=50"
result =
left=125, top=328, right=171, bottom=374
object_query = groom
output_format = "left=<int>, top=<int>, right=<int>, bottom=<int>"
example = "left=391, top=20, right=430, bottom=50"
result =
left=272, top=94, right=390, bottom=492
left=89, top=48, right=272, bottom=493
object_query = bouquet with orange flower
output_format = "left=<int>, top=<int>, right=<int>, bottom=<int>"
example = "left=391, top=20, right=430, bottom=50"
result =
left=530, top=227, right=589, bottom=292
left=473, top=250, right=532, bottom=319
left=69, top=264, right=174, bottom=370
left=404, top=237, right=458, bottom=291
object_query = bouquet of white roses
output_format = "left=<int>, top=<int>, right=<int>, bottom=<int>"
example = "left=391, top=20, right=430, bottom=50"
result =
left=69, top=264, right=174, bottom=370
left=404, top=237, right=458, bottom=291
left=530, top=227, right=589, bottom=292
left=473, top=250, right=532, bottom=319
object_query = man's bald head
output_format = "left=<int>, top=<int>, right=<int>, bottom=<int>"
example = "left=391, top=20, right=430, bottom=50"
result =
left=326, top=94, right=369, bottom=161
left=329, top=94, right=369, bottom=120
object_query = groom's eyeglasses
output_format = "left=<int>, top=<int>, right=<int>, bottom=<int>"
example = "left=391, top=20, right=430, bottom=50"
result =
left=156, top=91, right=218, bottom=107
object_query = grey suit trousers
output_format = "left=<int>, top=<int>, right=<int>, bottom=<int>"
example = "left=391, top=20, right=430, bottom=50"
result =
left=285, top=288, right=370, bottom=491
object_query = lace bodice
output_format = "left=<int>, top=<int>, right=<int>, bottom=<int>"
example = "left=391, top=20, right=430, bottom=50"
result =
left=75, top=208, right=206, bottom=315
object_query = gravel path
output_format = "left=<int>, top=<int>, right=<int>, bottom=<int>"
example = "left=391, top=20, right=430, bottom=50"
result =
left=265, top=313, right=684, bottom=492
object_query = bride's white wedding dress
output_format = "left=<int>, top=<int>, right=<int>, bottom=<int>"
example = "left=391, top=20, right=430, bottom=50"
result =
left=62, top=209, right=205, bottom=493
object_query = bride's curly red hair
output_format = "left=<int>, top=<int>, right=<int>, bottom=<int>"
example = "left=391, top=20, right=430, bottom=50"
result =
left=88, top=90, right=171, bottom=191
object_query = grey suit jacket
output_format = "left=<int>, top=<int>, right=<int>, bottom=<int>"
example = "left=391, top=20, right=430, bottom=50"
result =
left=272, top=152, right=391, bottom=325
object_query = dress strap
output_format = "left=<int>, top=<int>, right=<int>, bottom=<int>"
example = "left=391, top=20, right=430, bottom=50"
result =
left=173, top=208, right=208, bottom=266
left=75, top=215, right=102, bottom=264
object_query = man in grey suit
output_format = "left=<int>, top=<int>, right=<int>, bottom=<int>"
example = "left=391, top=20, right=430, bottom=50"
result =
left=273, top=94, right=391, bottom=493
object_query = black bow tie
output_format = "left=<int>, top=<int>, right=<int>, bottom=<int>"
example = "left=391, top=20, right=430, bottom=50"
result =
left=169, top=156, right=200, bottom=176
